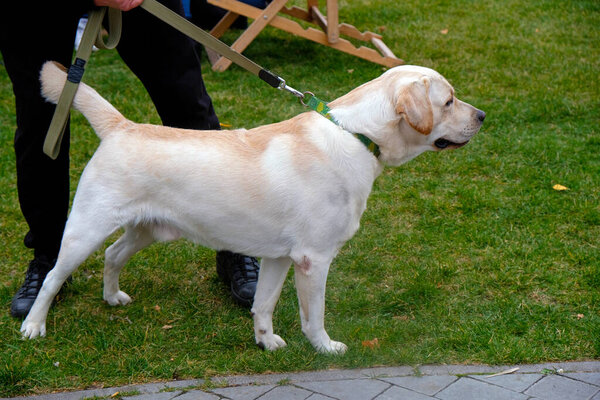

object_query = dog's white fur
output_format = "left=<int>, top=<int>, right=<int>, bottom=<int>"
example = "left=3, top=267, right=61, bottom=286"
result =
left=21, top=61, right=484, bottom=353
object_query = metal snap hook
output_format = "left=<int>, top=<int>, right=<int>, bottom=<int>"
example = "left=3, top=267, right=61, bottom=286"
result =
left=300, top=91, right=314, bottom=107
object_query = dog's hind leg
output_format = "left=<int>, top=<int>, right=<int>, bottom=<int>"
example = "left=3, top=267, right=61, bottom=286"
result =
left=103, top=225, right=155, bottom=306
left=294, top=257, right=347, bottom=354
left=252, top=257, right=292, bottom=351
left=21, top=212, right=120, bottom=339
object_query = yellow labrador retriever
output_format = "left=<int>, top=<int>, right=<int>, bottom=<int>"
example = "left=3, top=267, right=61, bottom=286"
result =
left=21, top=61, right=485, bottom=353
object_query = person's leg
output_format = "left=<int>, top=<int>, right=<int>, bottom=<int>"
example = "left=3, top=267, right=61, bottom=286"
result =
left=188, top=0, right=248, bottom=31
left=1, top=6, right=81, bottom=317
left=116, top=0, right=219, bottom=130
left=116, top=0, right=259, bottom=307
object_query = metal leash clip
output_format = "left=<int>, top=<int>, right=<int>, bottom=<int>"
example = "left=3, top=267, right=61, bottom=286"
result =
left=277, top=78, right=314, bottom=106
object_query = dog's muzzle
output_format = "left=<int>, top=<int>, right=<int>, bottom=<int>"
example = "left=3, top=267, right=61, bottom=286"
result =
left=434, top=138, right=468, bottom=149
left=435, top=109, right=485, bottom=150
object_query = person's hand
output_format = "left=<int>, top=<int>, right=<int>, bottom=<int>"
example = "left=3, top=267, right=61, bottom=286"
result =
left=94, top=0, right=144, bottom=11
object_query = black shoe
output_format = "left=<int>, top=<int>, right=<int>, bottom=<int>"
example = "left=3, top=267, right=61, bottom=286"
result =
left=10, top=256, right=55, bottom=318
left=216, top=251, right=259, bottom=308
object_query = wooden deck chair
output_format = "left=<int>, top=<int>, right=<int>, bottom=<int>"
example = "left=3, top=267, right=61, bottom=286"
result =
left=206, top=0, right=403, bottom=71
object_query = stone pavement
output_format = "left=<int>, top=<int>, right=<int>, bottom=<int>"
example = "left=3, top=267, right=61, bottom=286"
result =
left=5, top=361, right=599, bottom=400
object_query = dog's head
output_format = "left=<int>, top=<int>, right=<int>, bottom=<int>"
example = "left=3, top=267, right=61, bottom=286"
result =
left=330, top=65, right=485, bottom=166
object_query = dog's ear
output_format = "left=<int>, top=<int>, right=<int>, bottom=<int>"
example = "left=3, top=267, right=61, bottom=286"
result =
left=395, top=78, right=433, bottom=135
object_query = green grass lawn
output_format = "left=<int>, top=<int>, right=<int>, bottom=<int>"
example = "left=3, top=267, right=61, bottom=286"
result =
left=1, top=0, right=599, bottom=396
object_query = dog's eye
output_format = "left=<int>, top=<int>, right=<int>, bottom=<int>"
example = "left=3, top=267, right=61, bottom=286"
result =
left=445, top=98, right=454, bottom=107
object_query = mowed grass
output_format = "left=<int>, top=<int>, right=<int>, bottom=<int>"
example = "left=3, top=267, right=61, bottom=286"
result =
left=1, top=0, right=599, bottom=396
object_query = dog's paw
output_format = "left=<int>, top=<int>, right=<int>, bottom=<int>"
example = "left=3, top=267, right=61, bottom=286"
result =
left=256, top=334, right=287, bottom=351
left=315, top=340, right=348, bottom=354
left=104, top=290, right=132, bottom=306
left=21, top=320, right=46, bottom=339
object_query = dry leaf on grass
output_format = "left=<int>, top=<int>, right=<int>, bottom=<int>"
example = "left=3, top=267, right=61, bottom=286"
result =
left=440, top=29, right=449, bottom=35
left=362, top=338, right=380, bottom=348
left=553, top=184, right=569, bottom=191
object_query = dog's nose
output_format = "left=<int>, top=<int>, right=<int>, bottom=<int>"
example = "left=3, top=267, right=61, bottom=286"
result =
left=477, top=110, right=486, bottom=122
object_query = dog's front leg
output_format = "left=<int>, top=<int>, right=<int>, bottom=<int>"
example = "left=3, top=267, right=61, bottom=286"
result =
left=21, top=209, right=121, bottom=338
left=251, top=257, right=291, bottom=351
left=294, top=259, right=347, bottom=354
left=20, top=266, right=70, bottom=339
left=21, top=242, right=94, bottom=339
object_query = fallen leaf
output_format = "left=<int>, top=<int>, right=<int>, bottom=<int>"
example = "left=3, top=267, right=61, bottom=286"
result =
left=378, top=26, right=387, bottom=32
left=485, top=367, right=519, bottom=378
left=440, top=29, right=449, bottom=35
left=347, top=69, right=354, bottom=74
left=110, top=392, right=120, bottom=398
left=162, top=325, right=173, bottom=330
left=576, top=313, right=584, bottom=320
left=553, top=184, right=569, bottom=191
left=154, top=305, right=161, bottom=312
left=362, top=338, right=379, bottom=348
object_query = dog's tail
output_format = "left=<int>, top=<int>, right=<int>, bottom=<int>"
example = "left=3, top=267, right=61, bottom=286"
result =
left=40, top=61, right=127, bottom=140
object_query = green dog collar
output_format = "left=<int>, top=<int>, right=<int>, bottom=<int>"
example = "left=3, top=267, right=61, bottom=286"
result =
left=305, top=95, right=381, bottom=158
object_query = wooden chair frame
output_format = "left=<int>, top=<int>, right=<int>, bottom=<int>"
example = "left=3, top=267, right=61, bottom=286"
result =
left=206, top=0, right=403, bottom=71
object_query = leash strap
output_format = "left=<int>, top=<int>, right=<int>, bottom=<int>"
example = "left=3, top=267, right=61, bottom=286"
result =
left=304, top=93, right=381, bottom=157
left=139, top=0, right=313, bottom=101
left=43, top=7, right=121, bottom=159
left=140, top=0, right=283, bottom=88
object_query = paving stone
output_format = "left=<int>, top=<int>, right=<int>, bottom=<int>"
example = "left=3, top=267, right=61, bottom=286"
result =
left=289, top=369, right=368, bottom=382
left=381, top=375, right=457, bottom=396
left=306, top=395, right=336, bottom=400
left=418, top=364, right=505, bottom=376
left=517, top=362, right=600, bottom=374
left=374, top=385, right=434, bottom=400
left=147, top=380, right=205, bottom=391
left=122, top=391, right=181, bottom=400
left=436, top=377, right=528, bottom=400
left=305, top=394, right=337, bottom=400
left=211, top=384, right=275, bottom=400
left=469, top=373, right=542, bottom=393
left=257, top=385, right=313, bottom=400
left=211, top=369, right=367, bottom=388
left=211, top=374, right=287, bottom=387
left=173, top=390, right=220, bottom=399
left=524, top=374, right=599, bottom=400
left=7, top=390, right=97, bottom=400
left=564, top=372, right=600, bottom=387
left=296, top=378, right=390, bottom=400
left=360, top=366, right=415, bottom=378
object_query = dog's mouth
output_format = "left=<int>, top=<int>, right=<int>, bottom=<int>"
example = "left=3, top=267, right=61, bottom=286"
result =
left=434, top=138, right=469, bottom=150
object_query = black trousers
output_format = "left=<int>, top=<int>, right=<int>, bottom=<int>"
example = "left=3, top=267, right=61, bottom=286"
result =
left=0, top=0, right=219, bottom=260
